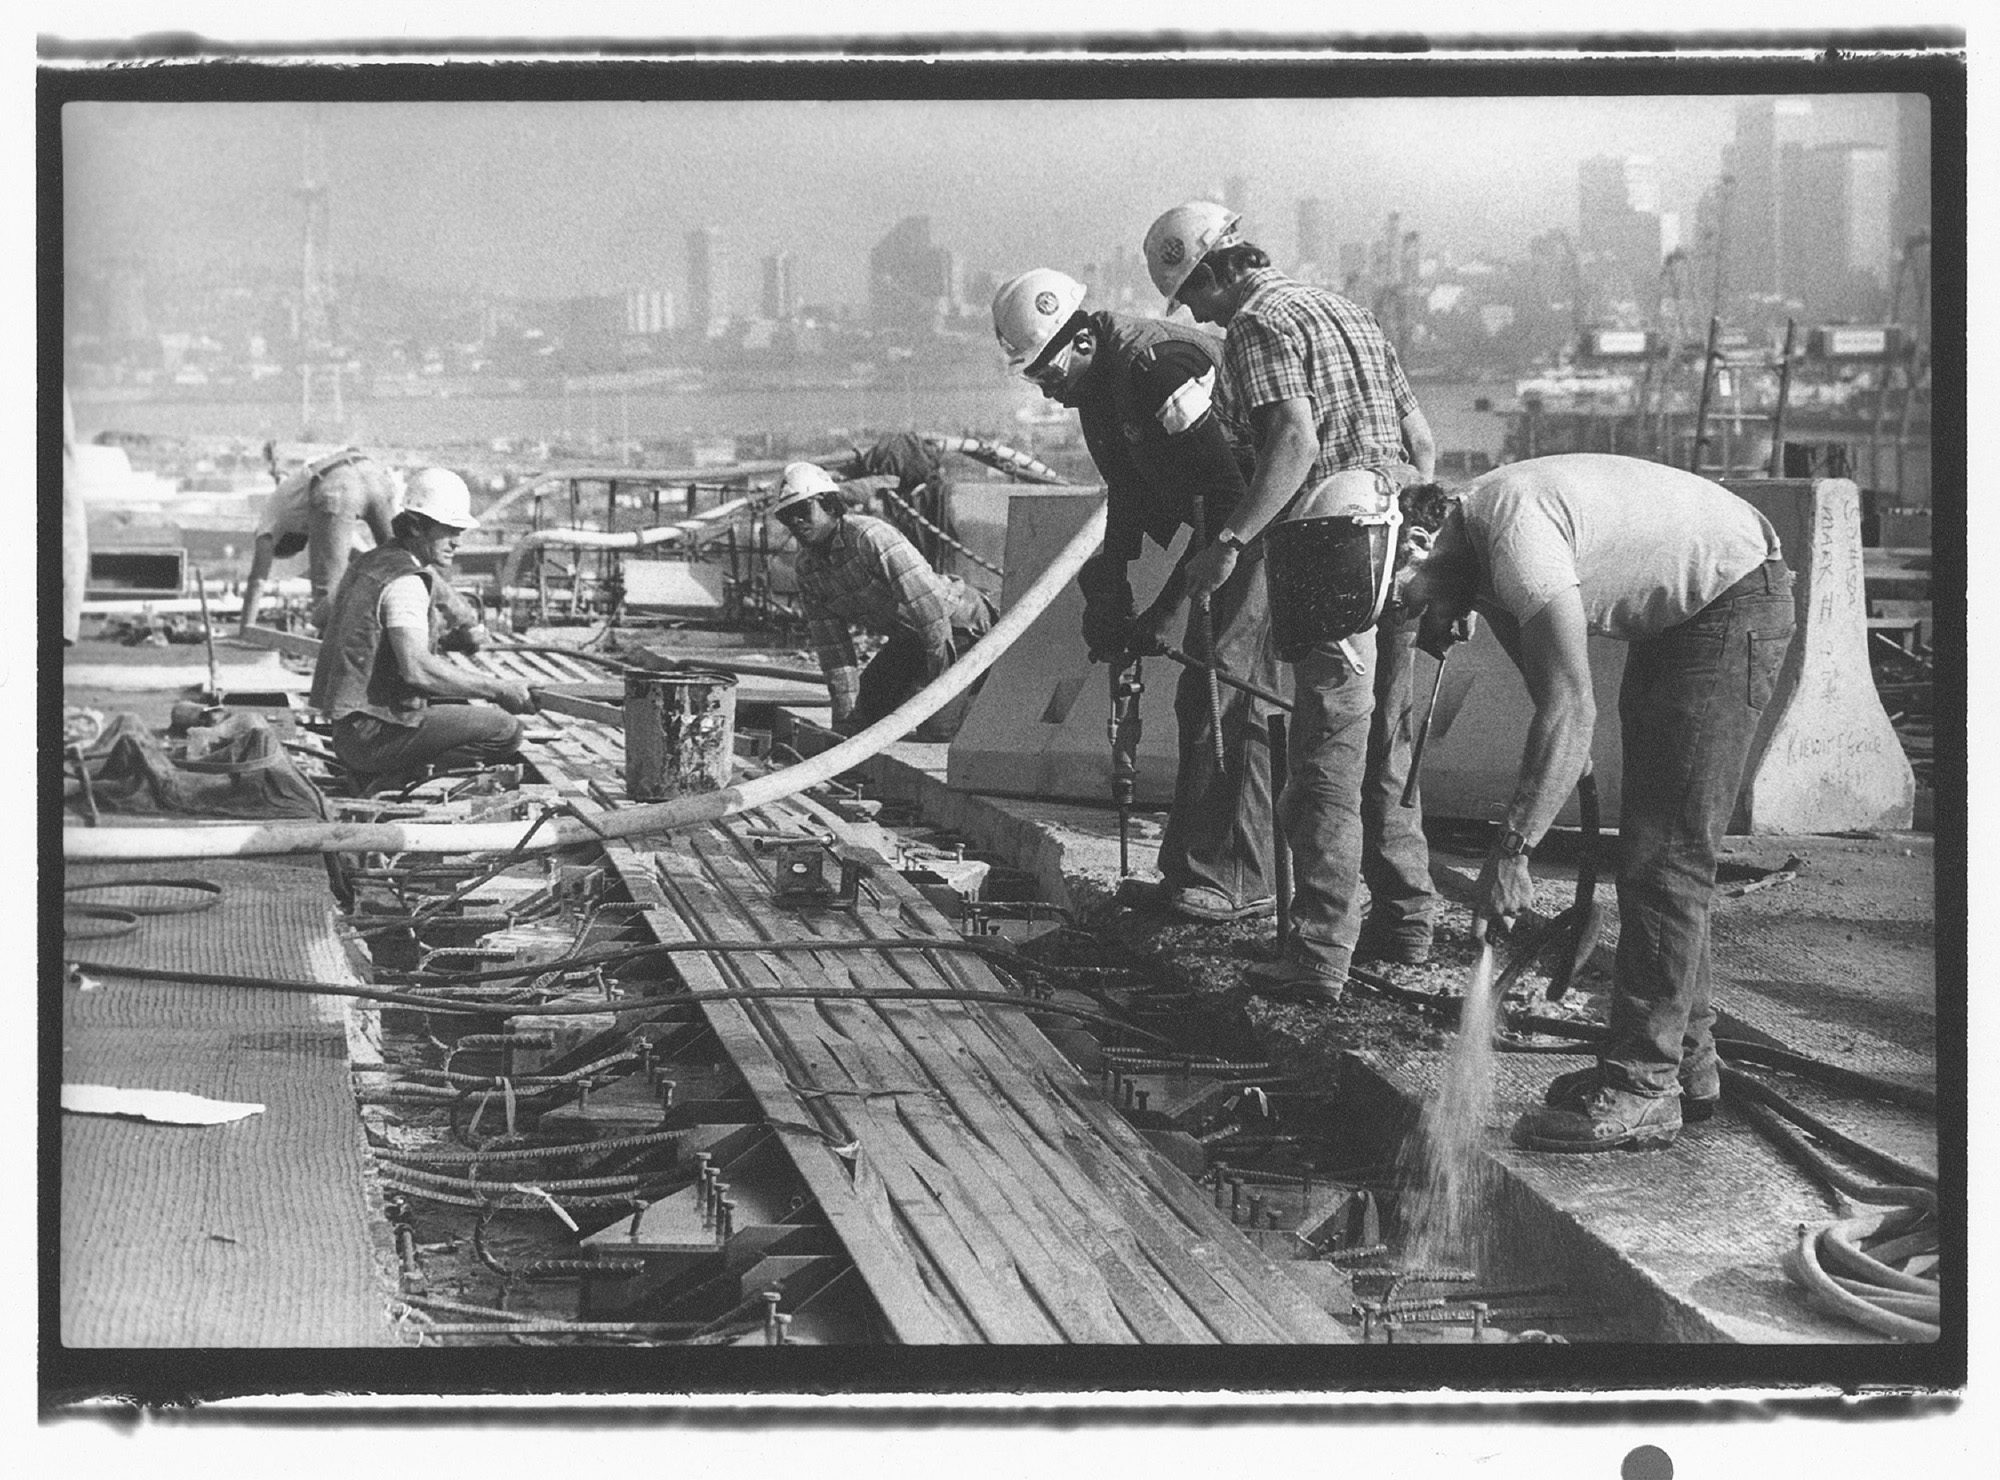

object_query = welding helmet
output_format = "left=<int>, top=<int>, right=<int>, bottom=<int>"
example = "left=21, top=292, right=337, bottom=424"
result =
left=991, top=269, right=1089, bottom=378
left=771, top=461, right=842, bottom=518
left=1263, top=480, right=1404, bottom=662
left=403, top=467, right=479, bottom=530
left=1142, top=201, right=1243, bottom=303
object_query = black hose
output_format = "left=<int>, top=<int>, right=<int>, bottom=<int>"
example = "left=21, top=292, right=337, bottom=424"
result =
left=1507, top=1013, right=1935, bottom=1112
left=65, top=958, right=1174, bottom=1044
left=1546, top=773, right=1602, bottom=1000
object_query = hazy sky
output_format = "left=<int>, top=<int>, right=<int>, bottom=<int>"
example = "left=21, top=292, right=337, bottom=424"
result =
left=63, top=92, right=1909, bottom=312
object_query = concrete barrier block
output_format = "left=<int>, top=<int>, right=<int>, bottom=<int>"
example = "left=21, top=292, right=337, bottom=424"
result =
left=1728, top=478, right=1914, bottom=833
left=948, top=490, right=1185, bottom=803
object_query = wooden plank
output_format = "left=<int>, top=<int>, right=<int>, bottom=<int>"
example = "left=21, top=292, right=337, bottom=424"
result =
left=709, top=808, right=1221, bottom=1342
left=533, top=689, right=626, bottom=726
left=681, top=832, right=1064, bottom=1343
left=236, top=624, right=322, bottom=659
left=698, top=835, right=1120, bottom=1342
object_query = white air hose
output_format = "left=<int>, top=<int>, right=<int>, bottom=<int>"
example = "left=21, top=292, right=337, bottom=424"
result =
left=496, top=497, right=756, bottom=593
left=64, top=503, right=1108, bottom=862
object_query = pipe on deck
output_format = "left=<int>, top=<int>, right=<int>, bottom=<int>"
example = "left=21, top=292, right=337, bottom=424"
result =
left=495, top=496, right=756, bottom=594
left=65, top=504, right=1111, bottom=862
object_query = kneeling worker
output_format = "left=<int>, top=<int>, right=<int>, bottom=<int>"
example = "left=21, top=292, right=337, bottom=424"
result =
left=1395, top=453, right=1796, bottom=1152
left=992, top=266, right=1282, bottom=923
left=240, top=446, right=403, bottom=633
left=309, top=468, right=536, bottom=791
left=773, top=461, right=997, bottom=742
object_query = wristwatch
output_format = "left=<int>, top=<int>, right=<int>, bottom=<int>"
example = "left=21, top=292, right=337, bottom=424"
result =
left=1496, top=827, right=1534, bottom=859
left=1216, top=527, right=1250, bottom=552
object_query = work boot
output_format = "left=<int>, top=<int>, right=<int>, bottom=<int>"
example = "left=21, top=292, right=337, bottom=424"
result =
left=1243, top=955, right=1347, bottom=1005
left=1544, top=1063, right=1719, bottom=1124
left=1512, top=1084, right=1682, bottom=1153
left=1165, top=885, right=1278, bottom=924
left=1353, top=925, right=1433, bottom=966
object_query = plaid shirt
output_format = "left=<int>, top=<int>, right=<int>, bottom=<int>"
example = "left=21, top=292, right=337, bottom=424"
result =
left=795, top=513, right=963, bottom=715
left=1217, top=267, right=1419, bottom=494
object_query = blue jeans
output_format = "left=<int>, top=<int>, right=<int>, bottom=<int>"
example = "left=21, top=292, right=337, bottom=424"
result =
left=1279, top=616, right=1434, bottom=973
left=1360, top=616, right=1438, bottom=945
left=852, top=591, right=998, bottom=742
left=333, top=705, right=524, bottom=787
left=1157, top=544, right=1286, bottom=907
left=1604, top=559, right=1796, bottom=1095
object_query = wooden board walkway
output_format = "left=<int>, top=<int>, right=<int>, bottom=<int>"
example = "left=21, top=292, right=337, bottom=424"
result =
left=518, top=712, right=1347, bottom=1345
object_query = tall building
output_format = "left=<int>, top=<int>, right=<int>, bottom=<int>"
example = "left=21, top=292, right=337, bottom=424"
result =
left=624, top=288, right=676, bottom=337
left=1225, top=175, right=1250, bottom=237
left=1782, top=142, right=1892, bottom=321
left=868, top=216, right=955, bottom=337
left=760, top=252, right=797, bottom=322
left=1296, top=197, right=1328, bottom=276
left=1892, top=93, right=1931, bottom=254
left=1578, top=155, right=1664, bottom=312
left=685, top=227, right=728, bottom=340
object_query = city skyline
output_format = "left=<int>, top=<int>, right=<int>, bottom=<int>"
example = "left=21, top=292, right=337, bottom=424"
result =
left=63, top=93, right=1916, bottom=319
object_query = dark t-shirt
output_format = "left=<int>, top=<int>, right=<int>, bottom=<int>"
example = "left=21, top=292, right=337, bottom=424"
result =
left=1075, top=312, right=1251, bottom=563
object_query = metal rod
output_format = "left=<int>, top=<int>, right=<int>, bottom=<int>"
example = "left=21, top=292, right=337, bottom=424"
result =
left=1268, top=712, right=1291, bottom=948
left=1689, top=315, right=1722, bottom=473
left=1400, top=651, right=1448, bottom=808
left=193, top=563, right=220, bottom=700
left=1767, top=317, right=1797, bottom=477
left=1158, top=645, right=1293, bottom=712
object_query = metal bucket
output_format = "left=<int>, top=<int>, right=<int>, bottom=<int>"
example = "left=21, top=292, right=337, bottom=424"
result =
left=622, top=670, right=738, bottom=800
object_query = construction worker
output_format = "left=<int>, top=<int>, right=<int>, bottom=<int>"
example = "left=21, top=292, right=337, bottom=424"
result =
left=1395, top=454, right=1796, bottom=1151
left=238, top=447, right=402, bottom=633
left=992, top=266, right=1282, bottom=923
left=309, top=468, right=534, bottom=793
left=1154, top=201, right=1441, bottom=998
left=772, top=460, right=997, bottom=742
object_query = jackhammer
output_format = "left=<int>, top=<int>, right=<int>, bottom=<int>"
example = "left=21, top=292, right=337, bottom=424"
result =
left=1109, top=657, right=1145, bottom=876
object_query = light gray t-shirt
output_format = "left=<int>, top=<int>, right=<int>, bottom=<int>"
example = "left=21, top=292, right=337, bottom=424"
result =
left=1454, top=454, right=1783, bottom=640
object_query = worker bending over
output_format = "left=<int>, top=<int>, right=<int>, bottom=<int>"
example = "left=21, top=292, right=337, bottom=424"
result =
left=309, top=468, right=534, bottom=793
left=240, top=447, right=403, bottom=633
left=1158, top=201, right=1441, bottom=995
left=1396, top=453, right=1796, bottom=1152
left=992, top=266, right=1283, bottom=923
left=774, top=461, right=997, bottom=742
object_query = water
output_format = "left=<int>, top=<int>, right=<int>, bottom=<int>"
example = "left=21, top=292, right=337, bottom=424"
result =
left=72, top=379, right=1510, bottom=462
left=1396, top=943, right=1503, bottom=1270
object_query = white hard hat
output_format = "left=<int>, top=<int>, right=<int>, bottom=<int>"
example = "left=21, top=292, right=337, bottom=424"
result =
left=1143, top=201, right=1243, bottom=303
left=991, top=269, right=1089, bottom=376
left=403, top=467, right=478, bottom=530
left=771, top=461, right=841, bottom=517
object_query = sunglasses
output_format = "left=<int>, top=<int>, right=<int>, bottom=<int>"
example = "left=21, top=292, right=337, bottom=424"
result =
left=775, top=505, right=816, bottom=526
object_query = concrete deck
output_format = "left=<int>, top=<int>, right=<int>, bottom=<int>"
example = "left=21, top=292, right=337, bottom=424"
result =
left=859, top=741, right=1941, bottom=1344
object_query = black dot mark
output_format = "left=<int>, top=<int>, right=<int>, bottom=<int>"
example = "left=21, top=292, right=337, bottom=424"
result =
left=1623, top=1445, right=1673, bottom=1480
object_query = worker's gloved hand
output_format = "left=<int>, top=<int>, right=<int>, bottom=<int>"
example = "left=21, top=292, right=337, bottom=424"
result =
left=438, top=622, right=488, bottom=656
left=1472, top=846, right=1535, bottom=942
left=1125, top=601, right=1172, bottom=659
left=1079, top=554, right=1137, bottom=664
left=494, top=682, right=537, bottom=716
left=831, top=711, right=867, bottom=738
left=1416, top=607, right=1477, bottom=660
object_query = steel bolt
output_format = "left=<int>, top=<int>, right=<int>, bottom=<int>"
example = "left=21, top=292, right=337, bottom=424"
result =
left=719, top=1197, right=736, bottom=1241
left=1229, top=1178, right=1244, bottom=1212
left=774, top=1312, right=793, bottom=1344
left=1135, top=1089, right=1150, bottom=1113
left=1247, top=1192, right=1266, bottom=1227
left=1470, top=1302, right=1489, bottom=1342
left=1213, top=1178, right=1229, bottom=1210
left=763, top=1291, right=782, bottom=1345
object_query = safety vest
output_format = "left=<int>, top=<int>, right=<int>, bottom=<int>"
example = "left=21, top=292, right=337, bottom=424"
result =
left=308, top=544, right=435, bottom=726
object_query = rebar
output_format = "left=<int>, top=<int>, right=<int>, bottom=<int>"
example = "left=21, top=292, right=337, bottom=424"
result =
left=376, top=1127, right=687, bottom=1167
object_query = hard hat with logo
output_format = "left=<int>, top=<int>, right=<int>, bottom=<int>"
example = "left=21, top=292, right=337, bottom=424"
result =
left=991, top=269, right=1088, bottom=376
left=403, top=467, right=479, bottom=530
left=1142, top=201, right=1244, bottom=303
left=771, top=461, right=842, bottom=517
